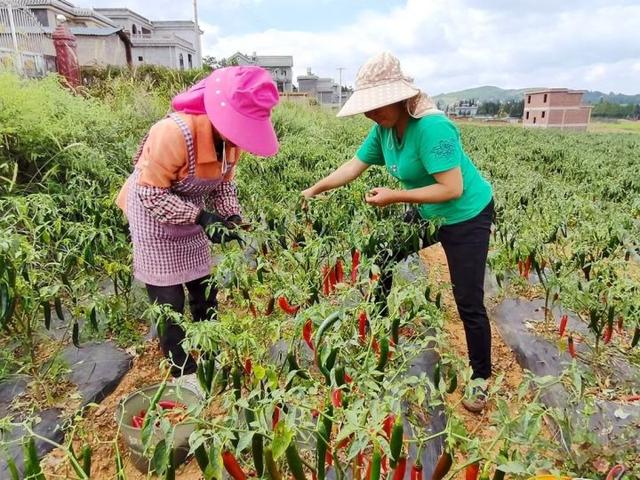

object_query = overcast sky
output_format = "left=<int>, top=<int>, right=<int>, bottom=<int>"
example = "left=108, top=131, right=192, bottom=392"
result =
left=77, top=0, right=640, bottom=95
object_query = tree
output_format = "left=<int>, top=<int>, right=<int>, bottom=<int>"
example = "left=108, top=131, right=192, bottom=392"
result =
left=202, top=56, right=238, bottom=71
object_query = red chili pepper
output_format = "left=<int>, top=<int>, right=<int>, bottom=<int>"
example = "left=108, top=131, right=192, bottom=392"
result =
left=329, top=266, right=337, bottom=292
left=365, top=457, right=372, bottom=480
left=465, top=462, right=480, bottom=480
left=326, top=451, right=334, bottom=467
left=244, top=358, right=253, bottom=376
left=559, top=314, right=568, bottom=337
left=272, top=406, right=281, bottom=429
left=382, top=414, right=395, bottom=440
left=568, top=336, right=576, bottom=358
left=337, top=435, right=351, bottom=450
left=358, top=312, right=368, bottom=343
left=131, top=415, right=143, bottom=428
left=158, top=400, right=183, bottom=410
left=410, top=462, right=423, bottom=480
left=381, top=455, right=389, bottom=475
left=392, top=457, right=407, bottom=480
left=249, top=303, right=258, bottom=318
left=524, top=256, right=532, bottom=278
left=372, top=338, right=380, bottom=355
left=517, top=260, right=524, bottom=277
left=351, top=250, right=360, bottom=284
left=322, top=265, right=331, bottom=296
left=370, top=273, right=380, bottom=282
left=335, top=260, right=345, bottom=284
left=626, top=395, right=640, bottom=402
left=331, top=389, right=342, bottom=408
left=344, top=372, right=353, bottom=383
left=603, top=325, right=613, bottom=344
left=139, top=410, right=146, bottom=419
left=278, top=296, right=299, bottom=315
left=303, top=319, right=314, bottom=351
left=311, top=408, right=320, bottom=419
left=222, top=451, right=248, bottom=480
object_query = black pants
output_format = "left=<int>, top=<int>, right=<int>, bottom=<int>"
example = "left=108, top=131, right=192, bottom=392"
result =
left=377, top=200, right=494, bottom=380
left=146, top=275, right=217, bottom=377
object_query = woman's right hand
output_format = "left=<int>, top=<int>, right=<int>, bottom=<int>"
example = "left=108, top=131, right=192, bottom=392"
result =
left=301, top=187, right=317, bottom=199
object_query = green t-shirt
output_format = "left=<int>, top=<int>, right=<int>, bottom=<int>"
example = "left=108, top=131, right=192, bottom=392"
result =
left=356, top=113, right=493, bottom=225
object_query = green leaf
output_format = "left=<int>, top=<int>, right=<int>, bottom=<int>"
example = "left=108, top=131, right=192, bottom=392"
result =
left=497, top=461, right=528, bottom=474
left=152, top=439, right=169, bottom=474
left=271, top=421, right=293, bottom=460
left=205, top=444, right=223, bottom=480
left=236, top=430, right=255, bottom=453
left=253, top=364, right=266, bottom=381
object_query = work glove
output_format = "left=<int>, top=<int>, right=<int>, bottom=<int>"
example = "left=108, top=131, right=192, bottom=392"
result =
left=196, top=210, right=244, bottom=245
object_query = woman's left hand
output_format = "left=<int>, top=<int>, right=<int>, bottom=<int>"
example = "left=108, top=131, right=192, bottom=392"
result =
left=365, top=187, right=399, bottom=207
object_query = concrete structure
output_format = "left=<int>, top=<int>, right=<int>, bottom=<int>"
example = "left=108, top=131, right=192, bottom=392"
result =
left=447, top=100, right=478, bottom=117
left=95, top=8, right=202, bottom=69
left=18, top=0, right=132, bottom=68
left=523, top=88, right=592, bottom=131
left=297, top=68, right=351, bottom=106
left=228, top=52, right=293, bottom=92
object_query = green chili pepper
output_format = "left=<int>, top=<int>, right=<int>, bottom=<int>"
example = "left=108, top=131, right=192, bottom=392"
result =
left=252, top=433, right=264, bottom=477
left=285, top=441, right=306, bottom=480
left=232, top=366, right=242, bottom=401
left=43, top=301, right=51, bottom=330
left=376, top=337, right=390, bottom=373
left=287, top=352, right=310, bottom=380
left=265, top=447, right=282, bottom=480
left=391, top=317, right=400, bottom=345
left=165, top=450, right=175, bottom=480
left=314, top=311, right=342, bottom=346
left=194, top=444, right=209, bottom=473
left=389, top=416, right=403, bottom=468
left=54, top=297, right=64, bottom=321
left=316, top=419, right=329, bottom=480
left=370, top=444, right=382, bottom=480
left=81, top=444, right=92, bottom=477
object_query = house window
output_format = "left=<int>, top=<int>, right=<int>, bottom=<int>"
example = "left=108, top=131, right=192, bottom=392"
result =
left=533, top=117, right=537, bottom=124
left=132, top=24, right=137, bottom=34
left=526, top=111, right=530, bottom=120
left=179, top=53, right=184, bottom=70
left=543, top=93, right=548, bottom=103
left=31, top=9, right=49, bottom=26
left=188, top=54, right=193, bottom=69
left=138, top=56, right=143, bottom=62
left=542, top=111, right=546, bottom=118
left=527, top=95, right=531, bottom=104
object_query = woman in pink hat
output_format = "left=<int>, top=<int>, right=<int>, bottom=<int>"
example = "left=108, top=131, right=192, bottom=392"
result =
left=116, top=66, right=279, bottom=378
left=302, top=52, right=494, bottom=413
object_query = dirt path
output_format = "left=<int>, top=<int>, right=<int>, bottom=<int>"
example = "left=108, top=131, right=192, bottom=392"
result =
left=420, top=245, right=526, bottom=477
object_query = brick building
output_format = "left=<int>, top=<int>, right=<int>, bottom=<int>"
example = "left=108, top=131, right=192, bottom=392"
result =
left=523, top=88, right=592, bottom=131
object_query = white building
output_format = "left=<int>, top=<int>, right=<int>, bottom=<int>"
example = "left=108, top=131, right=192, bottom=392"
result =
left=228, top=51, right=293, bottom=92
left=18, top=0, right=132, bottom=69
left=95, top=8, right=202, bottom=69
left=297, top=68, right=351, bottom=106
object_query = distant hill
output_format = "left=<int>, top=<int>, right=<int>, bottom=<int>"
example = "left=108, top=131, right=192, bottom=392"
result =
left=433, top=86, right=640, bottom=106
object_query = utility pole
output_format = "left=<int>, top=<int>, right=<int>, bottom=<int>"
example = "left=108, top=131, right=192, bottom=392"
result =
left=193, top=0, right=202, bottom=67
left=337, top=67, right=345, bottom=108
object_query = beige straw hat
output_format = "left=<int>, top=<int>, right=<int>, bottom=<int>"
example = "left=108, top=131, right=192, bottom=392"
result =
left=337, top=52, right=422, bottom=117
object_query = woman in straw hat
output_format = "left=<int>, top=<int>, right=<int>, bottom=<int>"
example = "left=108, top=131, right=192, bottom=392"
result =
left=117, top=66, right=279, bottom=379
left=302, top=52, right=494, bottom=412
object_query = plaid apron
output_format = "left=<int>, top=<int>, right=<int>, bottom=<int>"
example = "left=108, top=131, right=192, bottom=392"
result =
left=125, top=113, right=228, bottom=286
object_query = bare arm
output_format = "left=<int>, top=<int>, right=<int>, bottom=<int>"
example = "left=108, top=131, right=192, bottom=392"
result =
left=365, top=167, right=463, bottom=207
left=302, top=157, right=370, bottom=198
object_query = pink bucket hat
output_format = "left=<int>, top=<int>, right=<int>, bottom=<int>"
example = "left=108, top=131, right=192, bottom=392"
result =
left=171, top=66, right=280, bottom=157
left=337, top=52, right=420, bottom=117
